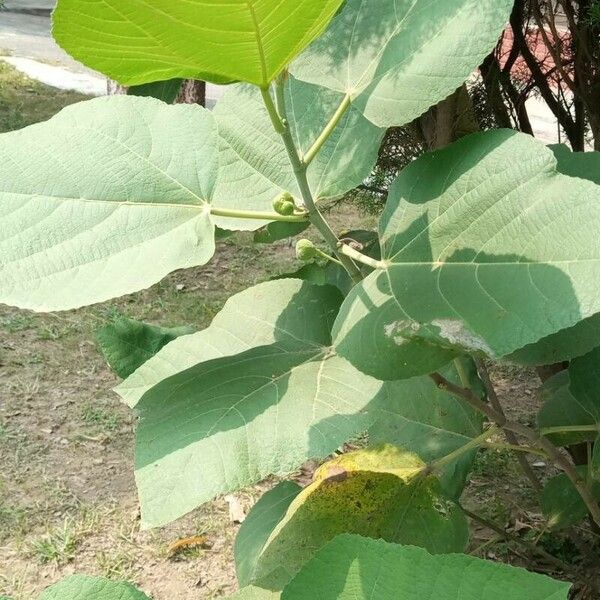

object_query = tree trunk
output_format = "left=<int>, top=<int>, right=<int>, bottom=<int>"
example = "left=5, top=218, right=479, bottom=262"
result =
left=175, top=80, right=206, bottom=106
left=416, top=84, right=479, bottom=151
left=107, top=79, right=206, bottom=107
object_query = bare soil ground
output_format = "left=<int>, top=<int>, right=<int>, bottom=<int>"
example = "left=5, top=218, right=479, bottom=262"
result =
left=0, top=245, right=296, bottom=600
left=0, top=63, right=598, bottom=600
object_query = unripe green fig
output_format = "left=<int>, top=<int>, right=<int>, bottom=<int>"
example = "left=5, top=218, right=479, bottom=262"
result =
left=296, top=239, right=317, bottom=262
left=273, top=192, right=296, bottom=215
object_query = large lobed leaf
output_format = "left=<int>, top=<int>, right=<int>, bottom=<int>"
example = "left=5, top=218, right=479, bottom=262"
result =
left=52, top=0, right=344, bottom=87
left=0, top=96, right=217, bottom=312
left=334, top=130, right=600, bottom=380
left=251, top=446, right=468, bottom=590
left=123, top=279, right=487, bottom=528
left=508, top=146, right=600, bottom=366
left=116, top=279, right=351, bottom=407
left=281, top=535, right=571, bottom=600
left=133, top=279, right=381, bottom=528
left=291, top=0, right=514, bottom=127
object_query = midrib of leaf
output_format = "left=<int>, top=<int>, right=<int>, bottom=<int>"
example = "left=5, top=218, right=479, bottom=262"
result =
left=247, top=0, right=269, bottom=87
left=1, top=211, right=206, bottom=280
left=375, top=407, right=477, bottom=440
left=142, top=346, right=330, bottom=429
left=2, top=191, right=208, bottom=211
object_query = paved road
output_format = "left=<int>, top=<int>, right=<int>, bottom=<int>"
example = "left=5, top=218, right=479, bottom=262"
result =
left=0, top=11, right=94, bottom=73
left=5, top=0, right=55, bottom=9
left=0, top=0, right=221, bottom=104
left=0, top=7, right=223, bottom=103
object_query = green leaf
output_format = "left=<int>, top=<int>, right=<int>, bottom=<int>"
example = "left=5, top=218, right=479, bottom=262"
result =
left=128, top=79, right=184, bottom=104
left=96, top=316, right=195, bottom=379
left=212, top=80, right=384, bottom=230
left=281, top=535, right=571, bottom=600
left=550, top=144, right=600, bottom=185
left=134, top=280, right=381, bottom=528
left=370, top=360, right=484, bottom=499
left=116, top=279, right=347, bottom=407
left=253, top=446, right=468, bottom=590
left=510, top=145, right=600, bottom=364
left=507, top=313, right=600, bottom=366
left=52, top=0, right=344, bottom=87
left=0, top=96, right=217, bottom=312
left=568, top=346, right=600, bottom=429
left=226, top=587, right=280, bottom=600
left=38, top=575, right=150, bottom=600
left=254, top=221, right=310, bottom=244
left=541, top=468, right=600, bottom=529
left=334, top=130, right=600, bottom=380
left=291, top=0, right=514, bottom=127
left=538, top=370, right=598, bottom=447
left=236, top=481, right=302, bottom=587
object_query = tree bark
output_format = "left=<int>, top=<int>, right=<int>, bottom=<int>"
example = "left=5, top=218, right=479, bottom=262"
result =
left=107, top=79, right=206, bottom=107
left=175, top=80, right=206, bottom=106
left=416, top=84, right=479, bottom=151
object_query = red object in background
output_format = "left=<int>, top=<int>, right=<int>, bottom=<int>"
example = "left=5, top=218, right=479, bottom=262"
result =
left=498, top=26, right=573, bottom=89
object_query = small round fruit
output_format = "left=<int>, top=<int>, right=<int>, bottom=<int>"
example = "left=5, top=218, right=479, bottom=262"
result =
left=273, top=192, right=296, bottom=215
left=296, top=239, right=317, bottom=262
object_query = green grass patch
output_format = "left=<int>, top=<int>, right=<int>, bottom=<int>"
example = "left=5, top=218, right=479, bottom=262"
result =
left=0, top=61, right=89, bottom=133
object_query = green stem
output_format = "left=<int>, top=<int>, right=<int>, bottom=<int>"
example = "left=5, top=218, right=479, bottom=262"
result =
left=424, top=425, right=500, bottom=476
left=540, top=425, right=600, bottom=436
left=303, top=94, right=352, bottom=165
left=267, top=80, right=363, bottom=284
left=210, top=206, right=309, bottom=222
left=338, top=243, right=386, bottom=270
left=482, top=442, right=548, bottom=458
left=260, top=87, right=285, bottom=134
left=315, top=248, right=343, bottom=266
left=453, top=356, right=472, bottom=388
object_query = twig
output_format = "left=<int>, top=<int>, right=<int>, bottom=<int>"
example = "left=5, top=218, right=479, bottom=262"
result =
left=460, top=506, right=572, bottom=573
left=474, top=359, right=542, bottom=492
left=429, top=372, right=600, bottom=527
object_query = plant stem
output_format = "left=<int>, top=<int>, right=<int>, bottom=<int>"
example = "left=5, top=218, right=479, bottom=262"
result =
left=303, top=94, right=352, bottom=165
left=210, top=206, right=309, bottom=222
left=453, top=356, right=472, bottom=388
left=260, top=87, right=285, bottom=134
left=429, top=371, right=600, bottom=527
left=264, top=82, right=364, bottom=284
left=338, top=243, right=386, bottom=270
left=482, top=442, right=548, bottom=458
left=540, top=425, right=600, bottom=436
left=424, top=425, right=500, bottom=476
left=474, top=358, right=542, bottom=492
left=315, top=248, right=343, bottom=266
